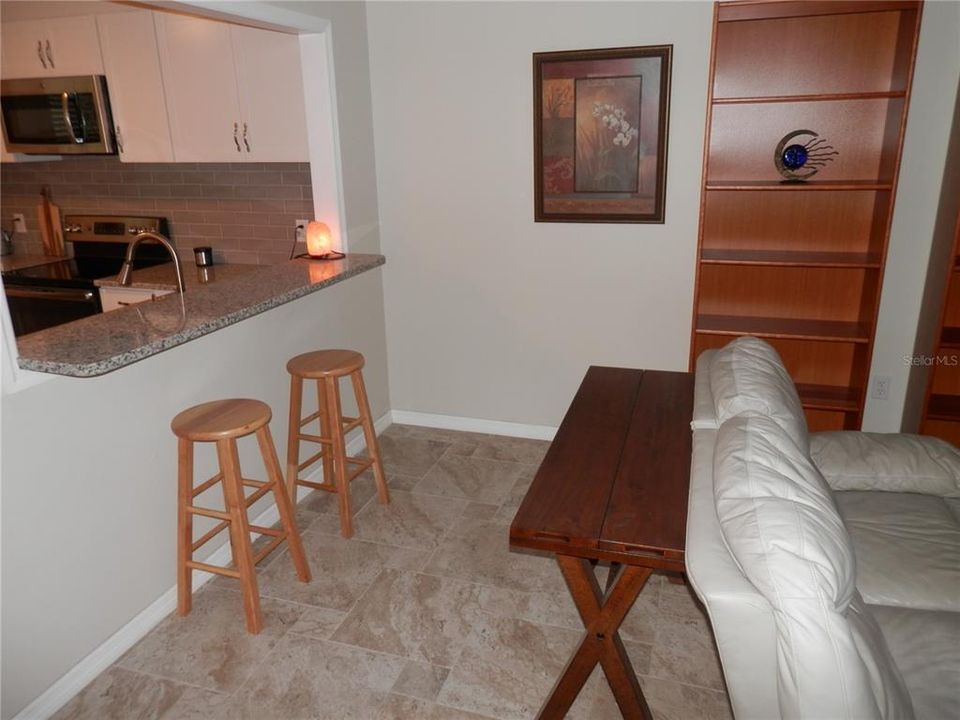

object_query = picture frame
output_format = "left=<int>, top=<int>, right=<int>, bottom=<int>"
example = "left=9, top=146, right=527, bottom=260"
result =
left=534, top=45, right=673, bottom=224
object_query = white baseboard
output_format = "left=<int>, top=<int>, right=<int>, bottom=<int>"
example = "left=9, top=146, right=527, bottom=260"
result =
left=14, top=411, right=392, bottom=720
left=389, top=409, right=557, bottom=441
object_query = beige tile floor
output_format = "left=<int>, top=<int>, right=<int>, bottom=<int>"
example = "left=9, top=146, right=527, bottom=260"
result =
left=54, top=424, right=732, bottom=720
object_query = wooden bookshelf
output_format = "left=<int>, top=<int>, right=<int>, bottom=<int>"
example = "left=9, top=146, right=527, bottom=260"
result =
left=690, top=0, right=922, bottom=432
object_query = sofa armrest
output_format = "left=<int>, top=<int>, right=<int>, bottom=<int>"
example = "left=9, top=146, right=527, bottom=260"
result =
left=809, top=431, right=960, bottom=497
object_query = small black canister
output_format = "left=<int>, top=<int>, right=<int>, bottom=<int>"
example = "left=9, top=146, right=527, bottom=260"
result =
left=193, top=246, right=214, bottom=267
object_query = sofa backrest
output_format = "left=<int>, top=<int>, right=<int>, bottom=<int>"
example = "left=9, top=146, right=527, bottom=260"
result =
left=708, top=336, right=810, bottom=453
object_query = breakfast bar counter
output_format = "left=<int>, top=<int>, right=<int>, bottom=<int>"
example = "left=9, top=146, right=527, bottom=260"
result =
left=14, top=253, right=385, bottom=377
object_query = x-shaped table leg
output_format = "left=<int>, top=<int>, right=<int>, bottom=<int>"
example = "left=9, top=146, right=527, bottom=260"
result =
left=537, top=555, right=653, bottom=719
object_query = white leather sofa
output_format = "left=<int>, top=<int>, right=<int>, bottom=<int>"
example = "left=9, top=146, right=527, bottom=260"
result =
left=686, top=337, right=960, bottom=720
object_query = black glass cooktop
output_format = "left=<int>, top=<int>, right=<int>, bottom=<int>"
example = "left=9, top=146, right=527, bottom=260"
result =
left=2, top=242, right=169, bottom=289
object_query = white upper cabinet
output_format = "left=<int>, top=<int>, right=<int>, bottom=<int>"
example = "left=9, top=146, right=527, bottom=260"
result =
left=96, top=11, right=174, bottom=163
left=155, top=13, right=244, bottom=162
left=231, top=25, right=309, bottom=162
left=155, top=14, right=308, bottom=162
left=1, top=16, right=104, bottom=79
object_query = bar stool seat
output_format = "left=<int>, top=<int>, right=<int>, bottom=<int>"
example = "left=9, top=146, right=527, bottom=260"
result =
left=286, top=349, right=389, bottom=538
left=172, top=399, right=272, bottom=441
left=287, top=349, right=365, bottom=378
left=173, top=398, right=310, bottom=634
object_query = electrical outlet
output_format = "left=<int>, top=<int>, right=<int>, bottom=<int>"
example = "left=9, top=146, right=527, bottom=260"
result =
left=11, top=213, right=26, bottom=233
left=871, top=375, right=891, bottom=400
left=295, top=218, right=309, bottom=244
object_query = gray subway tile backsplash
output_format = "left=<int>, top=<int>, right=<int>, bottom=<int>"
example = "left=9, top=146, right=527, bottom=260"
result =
left=0, top=157, right=313, bottom=265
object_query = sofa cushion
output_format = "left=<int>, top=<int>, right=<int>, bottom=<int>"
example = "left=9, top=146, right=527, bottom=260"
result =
left=708, top=336, right=809, bottom=452
left=834, top=490, right=960, bottom=612
left=869, top=604, right=960, bottom=720
left=810, top=431, right=960, bottom=497
left=714, top=414, right=889, bottom=718
left=847, top=593, right=916, bottom=720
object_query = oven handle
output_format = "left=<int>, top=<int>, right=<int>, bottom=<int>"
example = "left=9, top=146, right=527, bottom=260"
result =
left=5, top=287, right=96, bottom=302
left=60, top=92, right=82, bottom=144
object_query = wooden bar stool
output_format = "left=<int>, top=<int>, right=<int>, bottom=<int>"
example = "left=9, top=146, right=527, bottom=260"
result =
left=285, top=349, right=389, bottom=538
left=172, top=399, right=311, bottom=634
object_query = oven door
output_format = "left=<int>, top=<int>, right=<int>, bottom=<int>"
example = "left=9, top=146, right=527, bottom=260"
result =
left=4, top=285, right=102, bottom=336
left=0, top=75, right=115, bottom=155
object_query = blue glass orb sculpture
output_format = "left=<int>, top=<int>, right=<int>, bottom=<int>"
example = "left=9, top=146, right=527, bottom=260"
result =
left=781, top=144, right=809, bottom=170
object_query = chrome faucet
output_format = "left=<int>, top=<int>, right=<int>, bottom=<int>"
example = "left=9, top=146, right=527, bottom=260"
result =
left=116, top=231, right=185, bottom=294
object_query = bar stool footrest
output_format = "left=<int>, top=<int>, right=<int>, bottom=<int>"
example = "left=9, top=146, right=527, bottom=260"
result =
left=186, top=560, right=241, bottom=578
left=253, top=535, right=286, bottom=565
left=249, top=524, right=283, bottom=537
left=192, top=520, right=230, bottom=552
left=243, top=483, right=273, bottom=508
left=298, top=449, right=326, bottom=472
left=191, top=473, right=224, bottom=498
left=187, top=506, right=231, bottom=521
left=296, top=478, right=338, bottom=493
left=299, top=410, right=323, bottom=427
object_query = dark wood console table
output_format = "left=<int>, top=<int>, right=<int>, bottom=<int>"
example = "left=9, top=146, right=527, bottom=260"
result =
left=509, top=367, right=694, bottom=719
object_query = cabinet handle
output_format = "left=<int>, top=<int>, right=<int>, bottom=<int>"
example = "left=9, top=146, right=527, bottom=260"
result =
left=242, top=122, right=250, bottom=152
left=233, top=122, right=241, bottom=152
left=37, top=40, right=47, bottom=69
left=45, top=39, right=54, bottom=69
left=115, top=126, right=124, bottom=154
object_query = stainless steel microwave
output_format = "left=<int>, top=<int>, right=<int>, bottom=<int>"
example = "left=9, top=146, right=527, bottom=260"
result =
left=0, top=75, right=116, bottom=155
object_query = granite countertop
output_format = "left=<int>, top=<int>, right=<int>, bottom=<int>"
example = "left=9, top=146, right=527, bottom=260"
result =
left=15, top=254, right=385, bottom=377
left=1, top=254, right=65, bottom=273
left=95, top=262, right=258, bottom=291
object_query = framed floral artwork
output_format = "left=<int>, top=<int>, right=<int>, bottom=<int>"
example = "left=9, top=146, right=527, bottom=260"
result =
left=534, top=45, right=672, bottom=223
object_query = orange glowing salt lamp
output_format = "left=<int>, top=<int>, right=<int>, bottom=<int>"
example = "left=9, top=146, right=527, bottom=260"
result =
left=305, top=221, right=334, bottom=258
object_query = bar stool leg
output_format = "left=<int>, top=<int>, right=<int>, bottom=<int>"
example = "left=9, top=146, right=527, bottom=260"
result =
left=316, top=380, right=334, bottom=486
left=256, top=425, right=311, bottom=583
left=351, top=369, right=389, bottom=505
left=177, top=438, right=194, bottom=617
left=285, top=375, right=304, bottom=504
left=217, top=438, right=264, bottom=634
left=324, top=375, right=353, bottom=537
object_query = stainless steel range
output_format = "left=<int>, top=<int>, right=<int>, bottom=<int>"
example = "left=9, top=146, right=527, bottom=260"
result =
left=2, top=214, right=171, bottom=336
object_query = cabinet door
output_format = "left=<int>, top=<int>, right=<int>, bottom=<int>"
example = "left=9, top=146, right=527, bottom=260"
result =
left=97, top=11, right=173, bottom=163
left=155, top=13, right=242, bottom=162
left=42, top=16, right=104, bottom=76
left=1, top=20, right=49, bottom=79
left=231, top=25, right=309, bottom=162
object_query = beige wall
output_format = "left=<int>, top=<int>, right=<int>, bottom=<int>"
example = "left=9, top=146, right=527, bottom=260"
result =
left=865, top=1, right=960, bottom=431
left=367, top=1, right=713, bottom=426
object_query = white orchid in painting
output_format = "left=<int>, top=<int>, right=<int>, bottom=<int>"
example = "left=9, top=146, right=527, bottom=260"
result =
left=593, top=102, right=638, bottom=147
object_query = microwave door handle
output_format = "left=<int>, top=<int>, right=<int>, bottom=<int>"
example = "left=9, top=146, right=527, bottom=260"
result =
left=60, top=92, right=80, bottom=144
left=75, top=94, right=89, bottom=143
